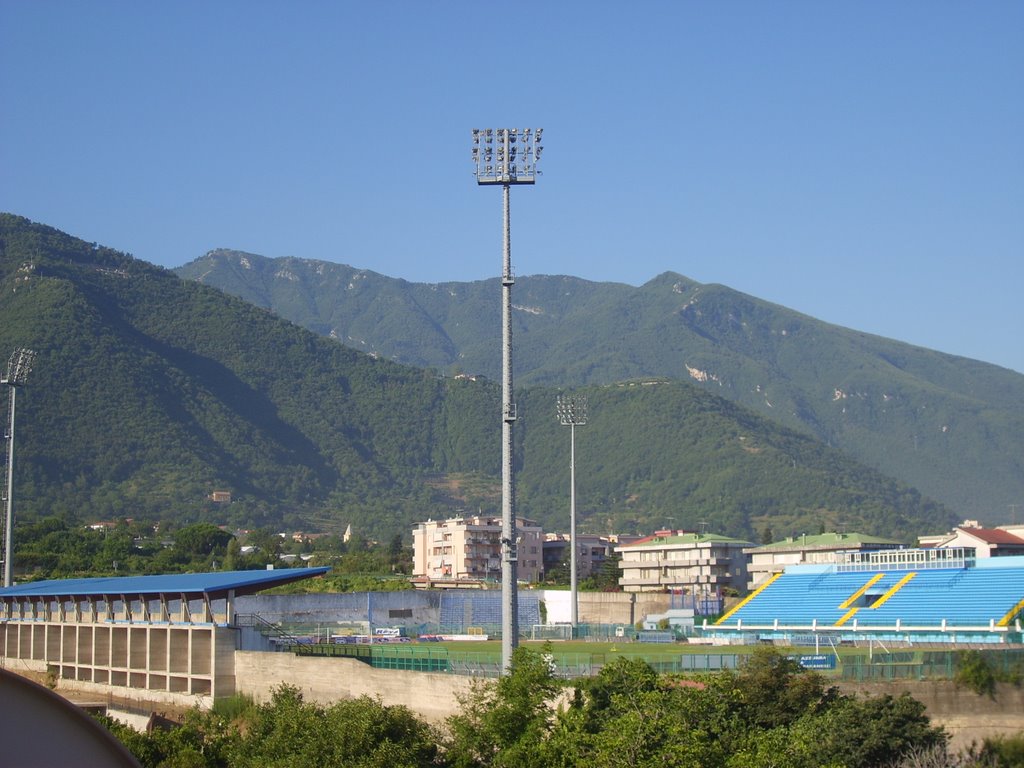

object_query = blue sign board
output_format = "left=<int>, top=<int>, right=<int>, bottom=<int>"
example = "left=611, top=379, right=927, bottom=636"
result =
left=793, top=654, right=836, bottom=670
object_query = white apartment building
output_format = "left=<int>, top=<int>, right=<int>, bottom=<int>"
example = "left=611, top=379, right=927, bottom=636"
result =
left=918, top=520, right=1024, bottom=558
left=412, top=515, right=544, bottom=584
left=616, top=530, right=752, bottom=594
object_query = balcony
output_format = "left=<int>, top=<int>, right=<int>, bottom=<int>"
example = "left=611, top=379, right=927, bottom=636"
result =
left=619, top=576, right=662, bottom=587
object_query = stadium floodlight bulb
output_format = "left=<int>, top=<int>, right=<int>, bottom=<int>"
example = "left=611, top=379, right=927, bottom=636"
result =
left=473, top=126, right=544, bottom=185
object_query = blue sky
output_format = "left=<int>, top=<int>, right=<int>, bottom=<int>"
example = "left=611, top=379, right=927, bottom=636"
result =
left=2, top=1, right=1022, bottom=373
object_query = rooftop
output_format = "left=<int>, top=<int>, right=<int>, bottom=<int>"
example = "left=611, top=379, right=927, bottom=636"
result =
left=750, top=532, right=904, bottom=551
left=0, top=567, right=330, bottom=600
left=619, top=532, right=753, bottom=549
left=956, top=527, right=1024, bottom=545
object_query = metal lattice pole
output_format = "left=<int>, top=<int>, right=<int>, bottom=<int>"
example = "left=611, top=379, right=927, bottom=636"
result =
left=2, top=348, right=36, bottom=587
left=472, top=128, right=543, bottom=672
left=557, top=394, right=587, bottom=632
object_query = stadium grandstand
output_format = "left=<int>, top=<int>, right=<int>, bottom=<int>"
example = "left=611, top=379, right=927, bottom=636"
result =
left=705, top=548, right=1024, bottom=645
left=0, top=568, right=330, bottom=704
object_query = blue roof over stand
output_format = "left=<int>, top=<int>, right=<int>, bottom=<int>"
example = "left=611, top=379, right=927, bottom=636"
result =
left=0, top=567, right=330, bottom=600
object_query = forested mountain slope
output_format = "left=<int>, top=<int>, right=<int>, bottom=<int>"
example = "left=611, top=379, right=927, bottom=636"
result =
left=179, top=249, right=1024, bottom=519
left=0, top=214, right=953, bottom=541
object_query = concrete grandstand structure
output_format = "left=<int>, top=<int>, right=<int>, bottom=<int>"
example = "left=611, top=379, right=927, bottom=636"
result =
left=0, top=568, right=329, bottom=706
left=708, top=548, right=1024, bottom=645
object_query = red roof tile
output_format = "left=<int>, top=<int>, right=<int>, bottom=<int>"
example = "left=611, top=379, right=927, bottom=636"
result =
left=959, top=527, right=1024, bottom=545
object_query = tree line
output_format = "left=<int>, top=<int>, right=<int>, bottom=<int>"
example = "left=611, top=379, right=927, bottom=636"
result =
left=99, top=647, right=1023, bottom=768
left=13, top=517, right=412, bottom=586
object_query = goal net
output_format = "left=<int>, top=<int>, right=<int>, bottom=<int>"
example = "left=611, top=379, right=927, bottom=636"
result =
left=530, top=624, right=573, bottom=641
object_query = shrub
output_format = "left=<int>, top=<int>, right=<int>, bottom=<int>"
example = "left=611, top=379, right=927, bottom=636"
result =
left=954, top=650, right=997, bottom=699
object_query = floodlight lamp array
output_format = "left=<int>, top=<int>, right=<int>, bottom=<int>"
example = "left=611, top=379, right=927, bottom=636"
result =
left=2, top=348, right=35, bottom=387
left=472, top=128, right=543, bottom=185
left=556, top=394, right=588, bottom=426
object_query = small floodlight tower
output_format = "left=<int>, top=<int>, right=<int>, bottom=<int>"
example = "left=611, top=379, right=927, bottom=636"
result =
left=2, top=348, right=36, bottom=587
left=556, top=394, right=587, bottom=632
left=472, top=128, right=544, bottom=672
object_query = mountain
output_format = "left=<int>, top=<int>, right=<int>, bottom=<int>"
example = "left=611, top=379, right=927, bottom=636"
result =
left=177, top=250, right=1024, bottom=520
left=0, top=214, right=954, bottom=542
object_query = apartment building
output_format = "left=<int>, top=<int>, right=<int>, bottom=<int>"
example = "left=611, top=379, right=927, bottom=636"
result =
left=542, top=533, right=644, bottom=581
left=616, top=530, right=752, bottom=594
left=412, top=515, right=544, bottom=584
left=919, top=520, right=1024, bottom=558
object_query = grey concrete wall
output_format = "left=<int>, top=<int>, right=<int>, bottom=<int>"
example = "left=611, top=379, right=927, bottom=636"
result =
left=234, top=650, right=1024, bottom=746
left=236, top=591, right=442, bottom=632
left=838, top=680, right=1024, bottom=752
left=575, top=592, right=672, bottom=625
left=238, top=590, right=675, bottom=633
left=234, top=650, right=474, bottom=723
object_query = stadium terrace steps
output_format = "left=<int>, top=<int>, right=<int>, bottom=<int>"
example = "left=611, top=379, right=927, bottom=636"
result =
left=723, top=559, right=1024, bottom=629
left=438, top=591, right=541, bottom=632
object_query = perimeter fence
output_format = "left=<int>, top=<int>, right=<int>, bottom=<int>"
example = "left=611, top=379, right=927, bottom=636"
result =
left=291, top=643, right=1024, bottom=683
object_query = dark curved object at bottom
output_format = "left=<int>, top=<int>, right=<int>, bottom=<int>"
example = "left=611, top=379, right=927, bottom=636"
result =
left=0, top=668, right=140, bottom=768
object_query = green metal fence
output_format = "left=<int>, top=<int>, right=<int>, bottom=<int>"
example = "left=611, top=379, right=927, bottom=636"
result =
left=291, top=641, right=1024, bottom=683
left=839, top=648, right=1024, bottom=682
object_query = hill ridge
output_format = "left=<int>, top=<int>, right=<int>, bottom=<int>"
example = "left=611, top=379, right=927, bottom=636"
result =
left=177, top=247, right=1024, bottom=518
left=0, top=212, right=961, bottom=542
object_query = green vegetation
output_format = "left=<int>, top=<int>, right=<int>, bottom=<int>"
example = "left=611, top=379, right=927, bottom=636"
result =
left=12, top=515, right=411, bottom=583
left=1, top=214, right=955, bottom=552
left=178, top=248, right=1024, bottom=519
left=99, top=647, right=967, bottom=767
left=955, top=650, right=999, bottom=698
left=101, top=685, right=440, bottom=767
left=969, top=733, right=1024, bottom=767
left=953, top=649, right=1024, bottom=698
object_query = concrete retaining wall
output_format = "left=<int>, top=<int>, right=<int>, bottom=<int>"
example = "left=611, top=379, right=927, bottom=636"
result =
left=838, top=680, right=1024, bottom=751
left=234, top=651, right=474, bottom=723
left=236, top=591, right=442, bottom=630
left=577, top=591, right=672, bottom=625
left=238, top=590, right=673, bottom=633
left=234, top=650, right=1024, bottom=745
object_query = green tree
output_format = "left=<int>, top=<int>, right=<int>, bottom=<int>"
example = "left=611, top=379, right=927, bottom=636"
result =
left=223, top=538, right=241, bottom=571
left=579, top=656, right=659, bottom=725
left=173, top=523, right=233, bottom=558
left=446, top=646, right=561, bottom=768
left=719, top=646, right=838, bottom=730
left=99, top=708, right=235, bottom=768
left=973, top=732, right=1024, bottom=767
left=228, top=685, right=438, bottom=768
left=581, top=553, right=622, bottom=592
left=787, top=693, right=946, bottom=768
left=954, top=649, right=997, bottom=698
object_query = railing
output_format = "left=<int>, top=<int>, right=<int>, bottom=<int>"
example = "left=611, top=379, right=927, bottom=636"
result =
left=273, top=626, right=1024, bottom=683
left=234, top=613, right=308, bottom=648
left=835, top=547, right=974, bottom=573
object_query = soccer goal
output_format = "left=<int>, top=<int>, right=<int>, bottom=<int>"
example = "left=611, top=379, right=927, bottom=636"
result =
left=530, top=624, right=573, bottom=641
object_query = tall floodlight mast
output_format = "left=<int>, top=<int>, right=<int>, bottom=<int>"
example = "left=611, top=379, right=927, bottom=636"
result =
left=472, top=127, right=543, bottom=672
left=2, top=348, right=36, bottom=587
left=556, top=394, right=587, bottom=632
